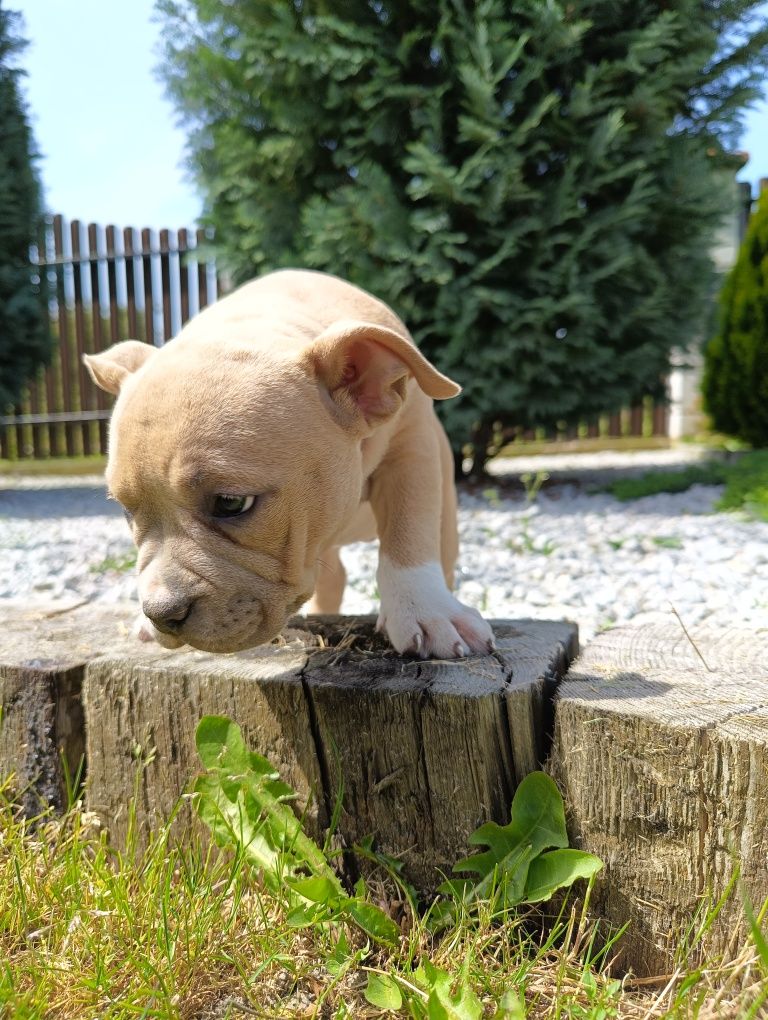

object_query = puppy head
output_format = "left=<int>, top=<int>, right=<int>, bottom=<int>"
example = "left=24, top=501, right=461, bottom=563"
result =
left=85, top=321, right=458, bottom=653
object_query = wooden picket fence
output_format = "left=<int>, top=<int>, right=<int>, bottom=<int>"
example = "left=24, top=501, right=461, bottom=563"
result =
left=1, top=213, right=668, bottom=461
left=0, top=215, right=221, bottom=460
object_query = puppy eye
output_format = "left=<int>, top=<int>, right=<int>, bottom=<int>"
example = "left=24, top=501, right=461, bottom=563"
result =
left=212, top=494, right=256, bottom=518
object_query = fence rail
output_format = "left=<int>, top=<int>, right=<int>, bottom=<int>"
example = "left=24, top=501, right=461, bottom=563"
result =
left=1, top=214, right=221, bottom=461
left=1, top=213, right=669, bottom=461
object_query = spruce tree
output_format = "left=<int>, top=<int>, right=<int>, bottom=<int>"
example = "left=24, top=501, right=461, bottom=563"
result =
left=703, top=189, right=768, bottom=446
left=0, top=2, right=49, bottom=411
left=158, top=0, right=768, bottom=469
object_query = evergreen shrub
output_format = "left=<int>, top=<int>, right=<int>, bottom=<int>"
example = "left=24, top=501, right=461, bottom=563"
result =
left=703, top=190, right=768, bottom=447
left=159, top=0, right=768, bottom=470
left=0, top=5, right=49, bottom=411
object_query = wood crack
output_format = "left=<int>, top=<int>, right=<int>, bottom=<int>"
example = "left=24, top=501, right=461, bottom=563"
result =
left=298, top=653, right=334, bottom=835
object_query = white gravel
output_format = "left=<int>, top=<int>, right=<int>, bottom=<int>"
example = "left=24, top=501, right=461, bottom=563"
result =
left=1, top=449, right=765, bottom=645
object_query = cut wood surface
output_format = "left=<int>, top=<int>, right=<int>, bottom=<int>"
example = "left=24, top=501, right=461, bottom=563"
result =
left=0, top=602, right=576, bottom=887
left=550, top=622, right=768, bottom=976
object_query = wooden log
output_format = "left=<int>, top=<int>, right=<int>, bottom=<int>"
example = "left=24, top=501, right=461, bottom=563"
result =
left=0, top=601, right=138, bottom=814
left=84, top=627, right=326, bottom=848
left=0, top=603, right=576, bottom=889
left=550, top=623, right=768, bottom=976
left=298, top=617, right=576, bottom=886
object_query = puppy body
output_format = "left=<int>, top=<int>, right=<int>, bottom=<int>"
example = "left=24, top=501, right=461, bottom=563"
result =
left=86, top=269, right=494, bottom=658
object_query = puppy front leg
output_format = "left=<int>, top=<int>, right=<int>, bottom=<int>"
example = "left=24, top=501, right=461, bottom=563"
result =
left=370, top=437, right=495, bottom=659
left=306, top=546, right=346, bottom=614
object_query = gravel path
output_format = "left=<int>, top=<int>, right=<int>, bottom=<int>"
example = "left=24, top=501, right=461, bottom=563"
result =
left=1, top=448, right=765, bottom=645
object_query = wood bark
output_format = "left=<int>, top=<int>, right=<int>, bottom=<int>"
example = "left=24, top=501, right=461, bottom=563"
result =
left=0, top=600, right=138, bottom=814
left=550, top=623, right=768, bottom=976
left=0, top=603, right=576, bottom=890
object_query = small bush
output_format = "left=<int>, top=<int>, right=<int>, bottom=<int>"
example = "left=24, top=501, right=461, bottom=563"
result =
left=703, top=191, right=768, bottom=446
left=717, top=449, right=768, bottom=520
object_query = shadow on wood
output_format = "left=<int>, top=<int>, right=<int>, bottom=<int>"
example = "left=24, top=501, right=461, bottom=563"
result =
left=550, top=622, right=768, bottom=976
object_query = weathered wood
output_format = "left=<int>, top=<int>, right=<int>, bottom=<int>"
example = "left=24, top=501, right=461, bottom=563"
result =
left=84, top=631, right=325, bottom=847
left=0, top=601, right=139, bottom=814
left=300, top=617, right=577, bottom=885
left=550, top=623, right=768, bottom=976
left=0, top=603, right=576, bottom=888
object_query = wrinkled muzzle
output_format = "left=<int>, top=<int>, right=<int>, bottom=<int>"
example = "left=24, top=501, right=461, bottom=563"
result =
left=136, top=556, right=312, bottom=653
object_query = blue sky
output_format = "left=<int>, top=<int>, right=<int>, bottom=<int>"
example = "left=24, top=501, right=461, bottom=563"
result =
left=11, top=0, right=768, bottom=230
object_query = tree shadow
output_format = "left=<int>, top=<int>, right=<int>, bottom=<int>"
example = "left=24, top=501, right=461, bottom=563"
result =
left=0, top=484, right=120, bottom=520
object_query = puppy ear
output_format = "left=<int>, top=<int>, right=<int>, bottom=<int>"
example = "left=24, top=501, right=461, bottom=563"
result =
left=304, top=319, right=460, bottom=427
left=83, top=340, right=155, bottom=395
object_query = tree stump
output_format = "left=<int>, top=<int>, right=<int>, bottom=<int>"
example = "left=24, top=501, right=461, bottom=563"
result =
left=0, top=602, right=576, bottom=887
left=0, top=601, right=140, bottom=815
left=550, top=623, right=768, bottom=976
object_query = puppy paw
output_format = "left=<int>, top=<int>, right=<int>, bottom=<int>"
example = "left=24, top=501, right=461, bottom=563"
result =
left=376, top=558, right=495, bottom=659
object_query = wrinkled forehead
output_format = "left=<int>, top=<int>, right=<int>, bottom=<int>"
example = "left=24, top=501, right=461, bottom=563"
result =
left=105, top=347, right=318, bottom=498
left=115, top=347, right=306, bottom=436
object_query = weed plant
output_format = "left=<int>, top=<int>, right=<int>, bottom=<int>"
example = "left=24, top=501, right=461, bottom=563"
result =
left=1, top=720, right=767, bottom=1017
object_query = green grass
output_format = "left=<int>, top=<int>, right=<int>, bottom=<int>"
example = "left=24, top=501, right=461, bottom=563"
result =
left=716, top=451, right=768, bottom=521
left=0, top=455, right=107, bottom=477
left=89, top=551, right=137, bottom=575
left=604, top=462, right=729, bottom=501
left=604, top=451, right=768, bottom=520
left=2, top=772, right=767, bottom=1018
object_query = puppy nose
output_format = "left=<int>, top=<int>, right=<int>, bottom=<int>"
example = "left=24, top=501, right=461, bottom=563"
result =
left=142, top=595, right=193, bottom=635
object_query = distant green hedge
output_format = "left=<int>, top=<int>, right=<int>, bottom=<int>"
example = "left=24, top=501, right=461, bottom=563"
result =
left=703, top=192, right=768, bottom=447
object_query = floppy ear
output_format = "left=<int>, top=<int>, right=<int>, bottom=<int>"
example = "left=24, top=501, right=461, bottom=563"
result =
left=303, top=319, right=460, bottom=428
left=83, top=340, right=156, bottom=396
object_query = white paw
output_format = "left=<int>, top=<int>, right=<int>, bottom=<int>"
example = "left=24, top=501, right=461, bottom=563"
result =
left=376, top=558, right=495, bottom=659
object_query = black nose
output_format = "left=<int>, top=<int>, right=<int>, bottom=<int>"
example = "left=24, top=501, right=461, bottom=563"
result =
left=142, top=596, right=193, bottom=635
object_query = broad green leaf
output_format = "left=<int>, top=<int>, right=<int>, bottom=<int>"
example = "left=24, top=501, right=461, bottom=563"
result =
left=424, top=897, right=458, bottom=934
left=464, top=773, right=569, bottom=866
left=193, top=774, right=279, bottom=874
left=493, top=990, right=526, bottom=1020
left=195, top=715, right=252, bottom=772
left=452, top=772, right=571, bottom=905
left=286, top=874, right=343, bottom=906
left=194, top=716, right=406, bottom=948
left=286, top=901, right=328, bottom=928
left=194, top=718, right=339, bottom=892
left=523, top=849, right=603, bottom=903
left=436, top=878, right=472, bottom=899
left=449, top=772, right=601, bottom=909
left=423, top=962, right=483, bottom=1020
left=581, top=968, right=597, bottom=992
left=328, top=934, right=361, bottom=979
left=453, top=843, right=533, bottom=906
left=346, top=899, right=400, bottom=946
left=365, top=972, right=403, bottom=1010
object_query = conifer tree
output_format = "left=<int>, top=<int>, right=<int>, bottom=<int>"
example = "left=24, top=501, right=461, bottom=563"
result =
left=703, top=189, right=768, bottom=446
left=158, top=0, right=768, bottom=469
left=0, top=2, right=49, bottom=410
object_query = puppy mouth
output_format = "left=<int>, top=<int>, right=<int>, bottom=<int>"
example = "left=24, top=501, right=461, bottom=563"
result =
left=141, top=587, right=314, bottom=655
left=146, top=605, right=290, bottom=654
left=151, top=628, right=187, bottom=650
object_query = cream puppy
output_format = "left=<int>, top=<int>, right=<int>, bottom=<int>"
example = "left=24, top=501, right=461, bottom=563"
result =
left=85, top=269, right=494, bottom=658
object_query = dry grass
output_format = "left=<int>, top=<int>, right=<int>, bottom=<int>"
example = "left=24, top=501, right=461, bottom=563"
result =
left=1, top=778, right=766, bottom=1019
